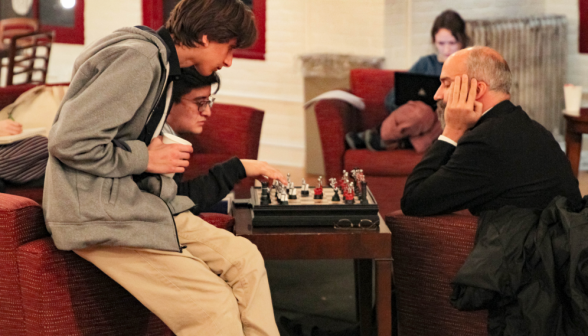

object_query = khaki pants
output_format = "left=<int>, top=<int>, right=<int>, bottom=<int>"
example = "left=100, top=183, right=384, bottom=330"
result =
left=74, top=211, right=279, bottom=336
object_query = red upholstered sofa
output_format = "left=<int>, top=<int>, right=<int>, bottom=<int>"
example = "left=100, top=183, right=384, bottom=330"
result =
left=0, top=84, right=264, bottom=202
left=314, top=68, right=424, bottom=215
left=386, top=212, right=488, bottom=335
left=0, top=192, right=235, bottom=335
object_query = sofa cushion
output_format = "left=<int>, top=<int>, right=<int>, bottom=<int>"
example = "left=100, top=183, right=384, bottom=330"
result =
left=344, top=149, right=423, bottom=176
left=17, top=237, right=171, bottom=335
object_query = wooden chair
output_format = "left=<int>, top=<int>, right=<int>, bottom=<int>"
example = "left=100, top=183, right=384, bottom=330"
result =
left=0, top=18, right=38, bottom=45
left=5, top=31, right=54, bottom=86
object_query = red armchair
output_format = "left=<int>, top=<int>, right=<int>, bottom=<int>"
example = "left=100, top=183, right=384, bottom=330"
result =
left=0, top=192, right=236, bottom=335
left=386, top=212, right=488, bottom=335
left=181, top=102, right=264, bottom=198
left=314, top=68, right=423, bottom=215
left=0, top=193, right=172, bottom=335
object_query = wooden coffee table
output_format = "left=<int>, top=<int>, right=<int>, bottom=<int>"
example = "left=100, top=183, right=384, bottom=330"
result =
left=564, top=108, right=588, bottom=177
left=233, top=206, right=393, bottom=336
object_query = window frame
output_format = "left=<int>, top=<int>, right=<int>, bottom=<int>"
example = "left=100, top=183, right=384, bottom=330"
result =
left=32, top=0, right=85, bottom=45
left=142, top=0, right=265, bottom=60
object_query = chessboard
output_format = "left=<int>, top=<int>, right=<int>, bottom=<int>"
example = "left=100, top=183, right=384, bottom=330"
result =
left=249, top=186, right=379, bottom=227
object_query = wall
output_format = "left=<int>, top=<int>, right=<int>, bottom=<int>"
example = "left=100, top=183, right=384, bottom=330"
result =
left=44, top=0, right=588, bottom=167
left=45, top=0, right=385, bottom=167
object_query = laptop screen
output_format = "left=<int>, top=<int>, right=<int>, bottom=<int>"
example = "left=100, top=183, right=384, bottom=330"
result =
left=394, top=72, right=441, bottom=109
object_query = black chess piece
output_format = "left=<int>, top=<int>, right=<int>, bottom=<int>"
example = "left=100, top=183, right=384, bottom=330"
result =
left=260, top=194, right=270, bottom=206
left=331, top=189, right=340, bottom=202
left=360, top=181, right=369, bottom=205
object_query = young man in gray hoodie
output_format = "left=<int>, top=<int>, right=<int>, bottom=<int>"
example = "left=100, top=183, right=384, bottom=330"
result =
left=43, top=1, right=283, bottom=335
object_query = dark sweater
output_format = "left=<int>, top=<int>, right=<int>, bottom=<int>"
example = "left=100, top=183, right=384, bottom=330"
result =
left=177, top=157, right=246, bottom=214
left=401, top=100, right=582, bottom=216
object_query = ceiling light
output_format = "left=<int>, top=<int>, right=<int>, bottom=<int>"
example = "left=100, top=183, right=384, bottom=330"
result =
left=60, top=0, right=76, bottom=9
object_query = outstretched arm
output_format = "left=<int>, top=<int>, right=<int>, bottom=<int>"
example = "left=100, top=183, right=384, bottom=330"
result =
left=177, top=158, right=287, bottom=214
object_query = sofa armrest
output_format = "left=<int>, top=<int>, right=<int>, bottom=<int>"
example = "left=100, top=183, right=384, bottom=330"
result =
left=315, top=99, right=357, bottom=178
left=0, top=84, right=37, bottom=110
left=199, top=212, right=235, bottom=232
left=385, top=212, right=487, bottom=336
left=17, top=237, right=171, bottom=335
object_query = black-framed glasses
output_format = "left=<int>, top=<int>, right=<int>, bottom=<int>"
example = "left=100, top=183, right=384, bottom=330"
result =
left=334, top=219, right=379, bottom=230
left=184, top=96, right=215, bottom=113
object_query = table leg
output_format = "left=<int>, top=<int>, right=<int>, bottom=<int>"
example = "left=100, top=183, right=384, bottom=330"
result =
left=355, top=259, right=372, bottom=336
left=566, top=126, right=582, bottom=177
left=375, top=259, right=392, bottom=336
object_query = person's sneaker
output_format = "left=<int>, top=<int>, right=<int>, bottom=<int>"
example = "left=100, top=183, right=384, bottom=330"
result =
left=345, top=131, right=367, bottom=149
left=365, top=129, right=384, bottom=151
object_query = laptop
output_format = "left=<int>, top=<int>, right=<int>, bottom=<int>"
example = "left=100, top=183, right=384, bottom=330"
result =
left=394, top=72, right=441, bottom=109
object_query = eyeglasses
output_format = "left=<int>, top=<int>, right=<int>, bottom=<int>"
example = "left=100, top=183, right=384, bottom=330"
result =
left=334, top=219, right=379, bottom=230
left=183, top=96, right=215, bottom=113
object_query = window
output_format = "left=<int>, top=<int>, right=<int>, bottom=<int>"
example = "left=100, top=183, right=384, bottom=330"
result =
left=142, top=0, right=266, bottom=60
left=0, top=0, right=84, bottom=44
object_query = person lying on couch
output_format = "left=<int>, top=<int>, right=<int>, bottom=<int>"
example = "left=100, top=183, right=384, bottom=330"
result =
left=401, top=46, right=582, bottom=216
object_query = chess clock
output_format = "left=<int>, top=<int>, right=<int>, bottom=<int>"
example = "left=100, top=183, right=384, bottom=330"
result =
left=12, top=0, right=33, bottom=16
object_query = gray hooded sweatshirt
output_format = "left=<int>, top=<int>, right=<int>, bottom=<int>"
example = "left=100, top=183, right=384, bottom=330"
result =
left=43, top=27, right=195, bottom=252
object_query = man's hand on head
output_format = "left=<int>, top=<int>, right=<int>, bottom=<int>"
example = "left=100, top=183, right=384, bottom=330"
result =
left=442, top=75, right=484, bottom=143
left=0, top=119, right=22, bottom=136
left=146, top=136, right=193, bottom=174
left=240, top=159, right=288, bottom=186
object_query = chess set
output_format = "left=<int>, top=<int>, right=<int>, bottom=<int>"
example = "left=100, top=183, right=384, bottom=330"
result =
left=249, top=169, right=380, bottom=227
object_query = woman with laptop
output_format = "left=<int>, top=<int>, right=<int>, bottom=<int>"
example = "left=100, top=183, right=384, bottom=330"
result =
left=346, top=9, right=469, bottom=152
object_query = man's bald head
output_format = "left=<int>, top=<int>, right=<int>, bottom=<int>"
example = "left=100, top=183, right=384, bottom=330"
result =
left=447, top=46, right=512, bottom=94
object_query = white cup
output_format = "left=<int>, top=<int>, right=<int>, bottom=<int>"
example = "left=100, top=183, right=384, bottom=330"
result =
left=161, top=133, right=192, bottom=178
left=564, top=84, right=583, bottom=117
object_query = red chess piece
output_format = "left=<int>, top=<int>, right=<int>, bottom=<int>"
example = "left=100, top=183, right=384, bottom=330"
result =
left=344, top=188, right=354, bottom=204
left=314, top=185, right=323, bottom=199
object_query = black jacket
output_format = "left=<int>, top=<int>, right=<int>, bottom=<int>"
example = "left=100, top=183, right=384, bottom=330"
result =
left=177, top=157, right=246, bottom=214
left=401, top=100, right=582, bottom=216
left=451, top=196, right=588, bottom=336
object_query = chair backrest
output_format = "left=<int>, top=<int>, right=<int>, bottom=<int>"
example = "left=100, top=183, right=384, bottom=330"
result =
left=183, top=103, right=264, bottom=159
left=387, top=212, right=488, bottom=336
left=0, top=18, right=38, bottom=44
left=350, top=68, right=397, bottom=131
left=181, top=103, right=264, bottom=198
left=6, top=30, right=54, bottom=86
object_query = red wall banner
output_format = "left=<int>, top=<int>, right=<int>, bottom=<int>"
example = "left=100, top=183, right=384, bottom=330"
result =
left=581, top=0, right=588, bottom=53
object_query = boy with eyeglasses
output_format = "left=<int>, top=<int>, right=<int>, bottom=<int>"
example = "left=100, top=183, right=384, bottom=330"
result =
left=168, top=67, right=282, bottom=214
left=43, top=0, right=284, bottom=335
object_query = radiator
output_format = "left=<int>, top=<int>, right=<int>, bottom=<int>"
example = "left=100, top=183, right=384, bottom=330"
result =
left=466, top=15, right=568, bottom=134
